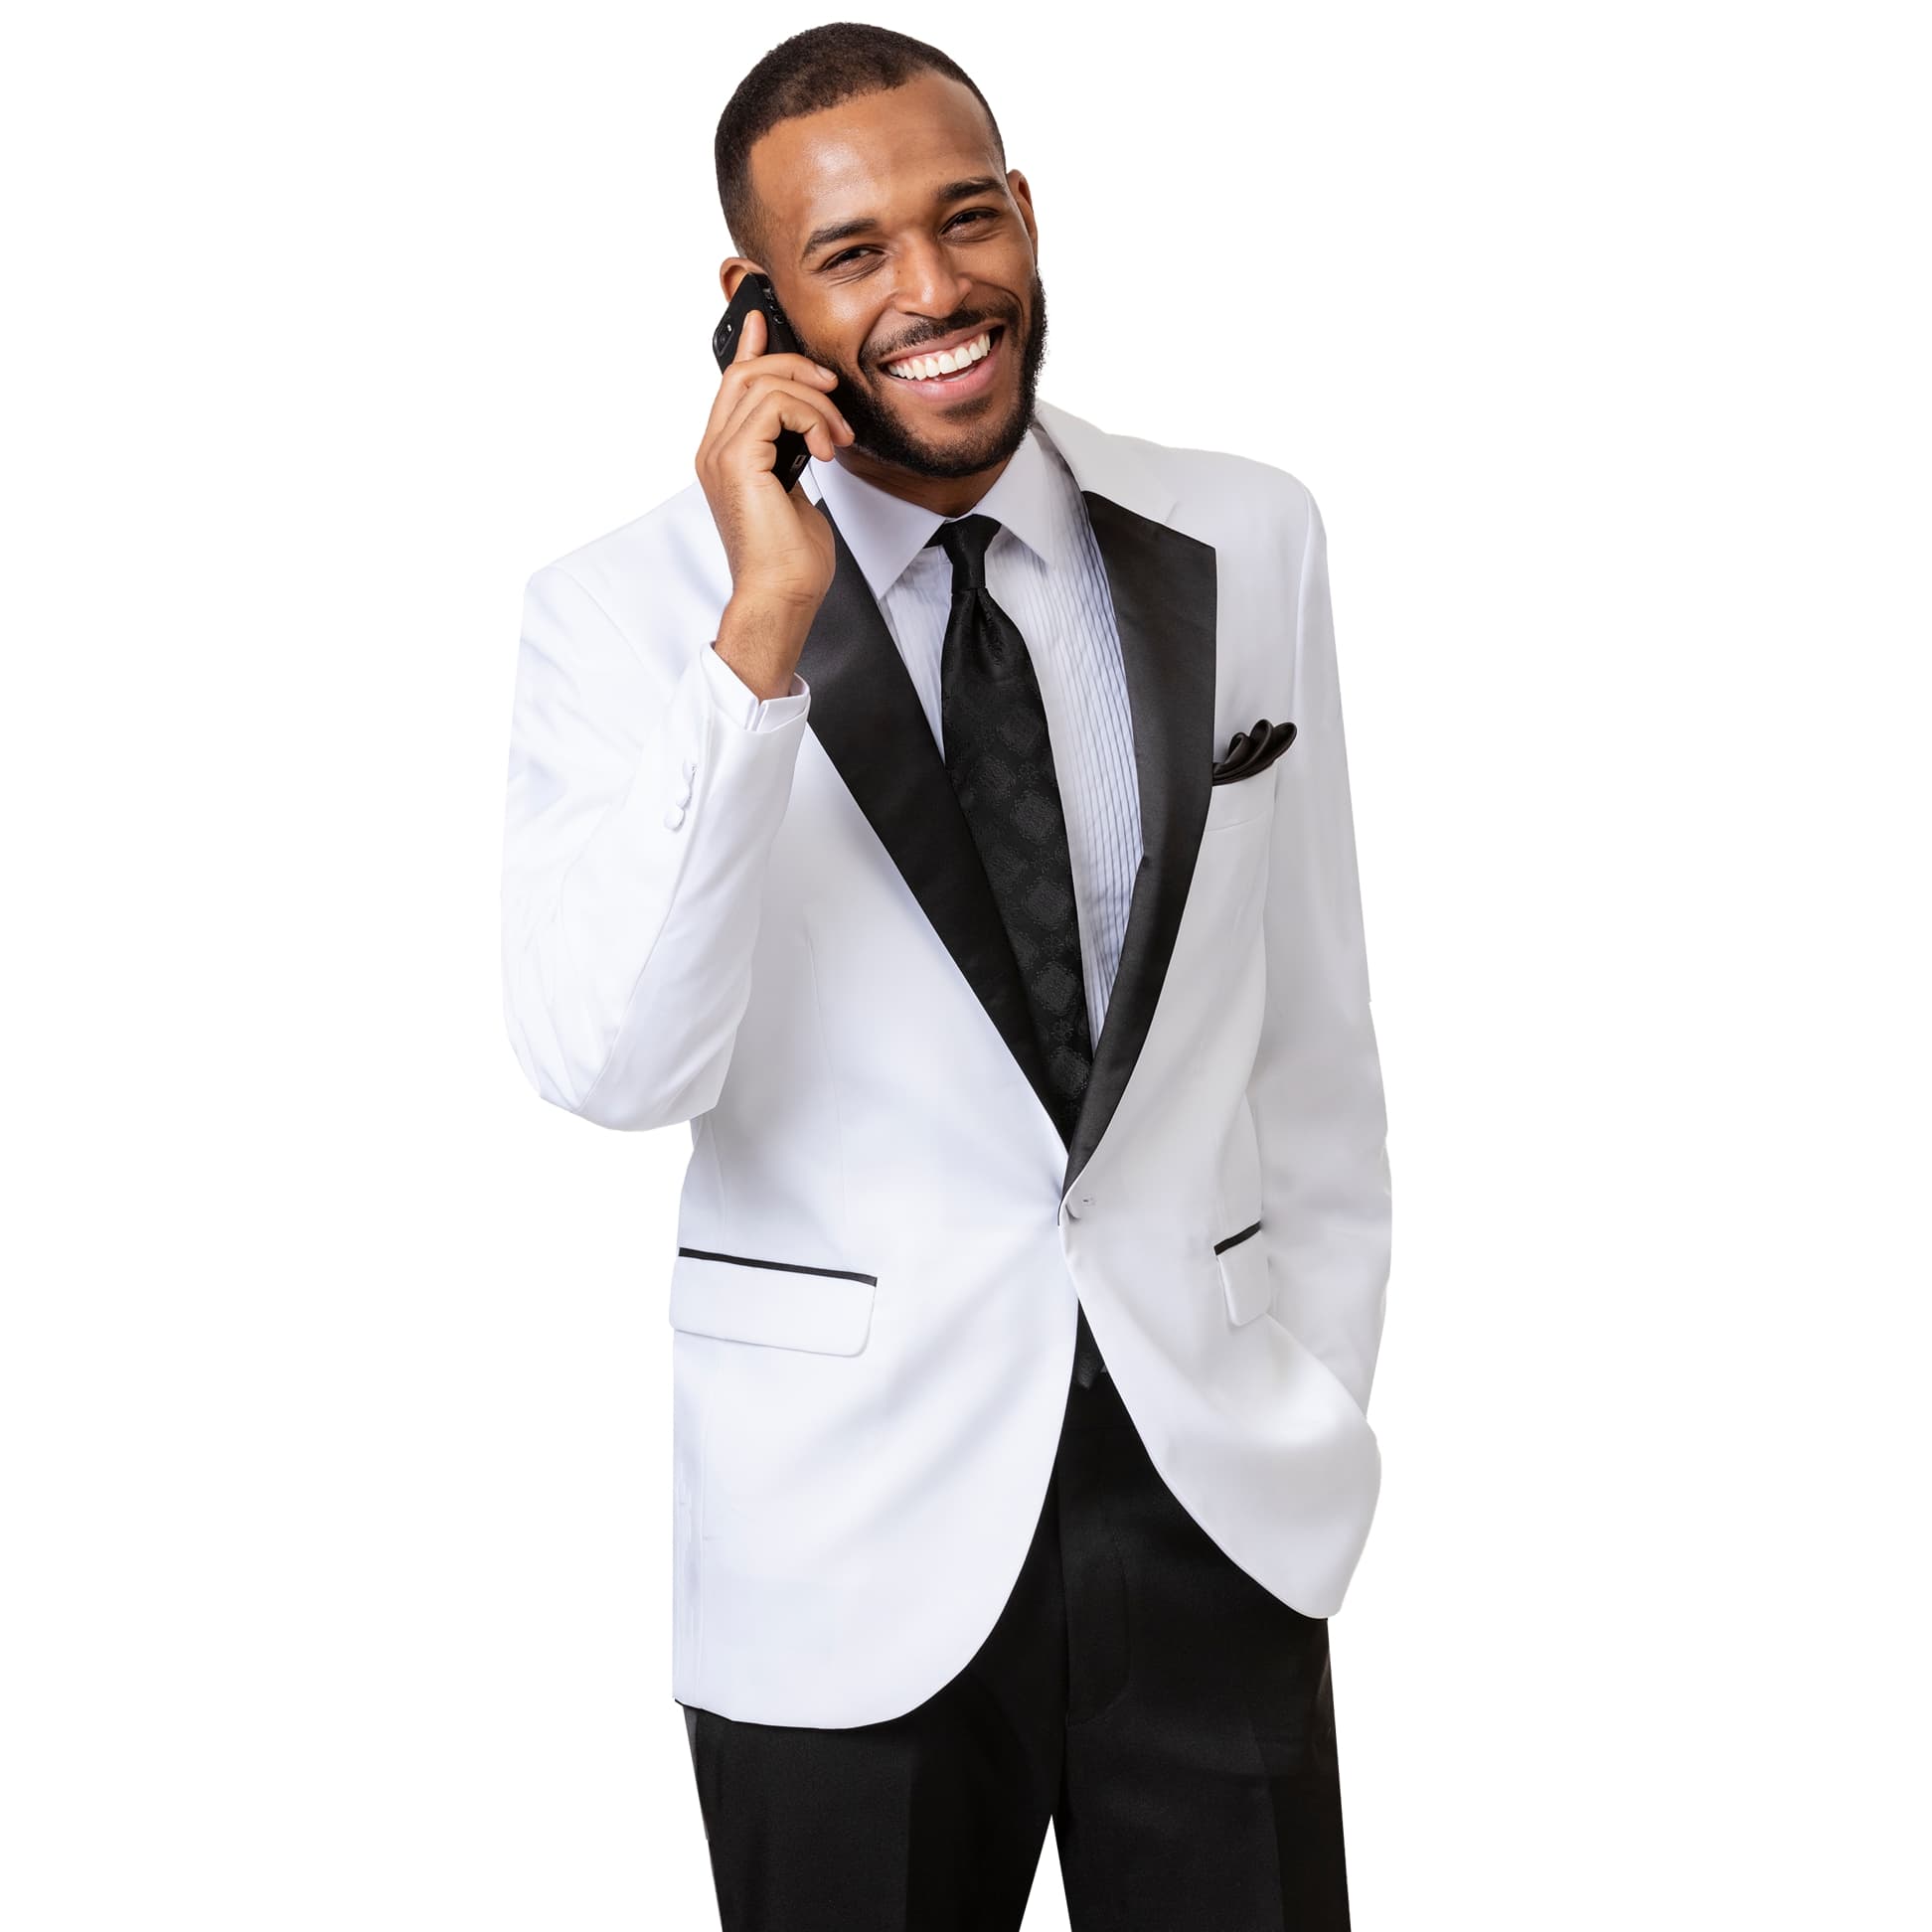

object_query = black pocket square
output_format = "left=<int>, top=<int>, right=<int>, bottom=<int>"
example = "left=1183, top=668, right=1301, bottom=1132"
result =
left=1211, top=717, right=1297, bottom=784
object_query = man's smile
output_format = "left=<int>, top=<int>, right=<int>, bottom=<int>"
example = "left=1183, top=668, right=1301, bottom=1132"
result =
left=877, top=323, right=1007, bottom=402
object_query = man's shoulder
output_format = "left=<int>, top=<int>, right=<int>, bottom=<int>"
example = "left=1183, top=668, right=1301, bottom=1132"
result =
left=523, top=478, right=726, bottom=652
left=1035, top=399, right=1317, bottom=556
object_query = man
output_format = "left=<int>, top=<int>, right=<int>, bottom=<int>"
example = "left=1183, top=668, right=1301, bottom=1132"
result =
left=500, top=22, right=1391, bottom=1930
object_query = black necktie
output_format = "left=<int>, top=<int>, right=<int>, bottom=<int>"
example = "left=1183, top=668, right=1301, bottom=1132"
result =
left=925, top=514, right=1108, bottom=1386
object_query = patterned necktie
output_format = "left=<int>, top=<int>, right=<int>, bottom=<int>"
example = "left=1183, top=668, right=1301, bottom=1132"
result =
left=925, top=514, right=1108, bottom=1385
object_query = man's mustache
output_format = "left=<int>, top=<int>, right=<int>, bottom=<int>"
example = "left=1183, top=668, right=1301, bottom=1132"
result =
left=868, top=315, right=1010, bottom=370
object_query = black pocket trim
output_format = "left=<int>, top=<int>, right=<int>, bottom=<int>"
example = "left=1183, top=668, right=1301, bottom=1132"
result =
left=676, top=1245, right=879, bottom=1286
left=1212, top=1218, right=1262, bottom=1255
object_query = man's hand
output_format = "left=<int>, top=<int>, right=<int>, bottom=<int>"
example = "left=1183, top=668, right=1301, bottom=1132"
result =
left=695, top=307, right=854, bottom=697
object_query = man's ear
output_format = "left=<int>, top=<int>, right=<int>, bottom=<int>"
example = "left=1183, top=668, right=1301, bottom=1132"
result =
left=719, top=258, right=766, bottom=302
left=1008, top=170, right=1039, bottom=259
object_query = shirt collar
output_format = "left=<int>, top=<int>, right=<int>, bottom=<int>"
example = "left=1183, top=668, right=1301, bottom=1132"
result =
left=804, top=418, right=1073, bottom=602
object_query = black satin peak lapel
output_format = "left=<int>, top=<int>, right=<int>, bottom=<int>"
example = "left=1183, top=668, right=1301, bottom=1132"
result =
left=1060, top=491, right=1216, bottom=1200
left=793, top=489, right=1216, bottom=1201
left=795, top=503, right=1058, bottom=1125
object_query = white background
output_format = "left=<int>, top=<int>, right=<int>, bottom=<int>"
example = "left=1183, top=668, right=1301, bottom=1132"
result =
left=6, top=2, right=1928, bottom=1925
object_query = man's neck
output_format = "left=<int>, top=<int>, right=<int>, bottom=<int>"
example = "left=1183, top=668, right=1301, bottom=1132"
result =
left=829, top=446, right=1015, bottom=519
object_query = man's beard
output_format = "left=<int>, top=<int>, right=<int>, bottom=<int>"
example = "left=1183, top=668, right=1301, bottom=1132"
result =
left=797, top=270, right=1049, bottom=481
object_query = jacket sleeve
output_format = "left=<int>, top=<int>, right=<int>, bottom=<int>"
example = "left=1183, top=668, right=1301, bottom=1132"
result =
left=1248, top=485, right=1392, bottom=1415
left=500, top=564, right=811, bottom=1129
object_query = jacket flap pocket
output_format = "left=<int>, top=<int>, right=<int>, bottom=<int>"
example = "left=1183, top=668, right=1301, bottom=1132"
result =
left=1214, top=1219, right=1272, bottom=1327
left=670, top=1246, right=878, bottom=1356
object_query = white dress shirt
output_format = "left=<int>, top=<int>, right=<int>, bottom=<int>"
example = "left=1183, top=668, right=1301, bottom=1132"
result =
left=702, top=421, right=1142, bottom=1043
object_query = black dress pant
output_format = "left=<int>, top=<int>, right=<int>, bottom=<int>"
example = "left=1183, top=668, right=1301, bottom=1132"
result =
left=679, top=1309, right=1352, bottom=1930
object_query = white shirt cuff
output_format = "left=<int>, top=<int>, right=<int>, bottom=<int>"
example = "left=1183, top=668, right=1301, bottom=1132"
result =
left=703, top=639, right=810, bottom=730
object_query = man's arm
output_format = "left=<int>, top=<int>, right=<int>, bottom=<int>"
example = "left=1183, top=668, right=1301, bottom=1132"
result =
left=1249, top=484, right=1392, bottom=1414
left=499, top=564, right=810, bottom=1130
left=499, top=302, right=849, bottom=1129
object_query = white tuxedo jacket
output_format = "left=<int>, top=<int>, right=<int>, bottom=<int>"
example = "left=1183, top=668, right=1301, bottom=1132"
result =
left=500, top=398, right=1391, bottom=1728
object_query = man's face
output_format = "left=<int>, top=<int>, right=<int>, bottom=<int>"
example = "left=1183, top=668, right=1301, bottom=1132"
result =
left=733, top=73, right=1047, bottom=482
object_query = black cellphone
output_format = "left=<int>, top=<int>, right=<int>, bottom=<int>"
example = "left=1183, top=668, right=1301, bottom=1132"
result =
left=712, top=272, right=813, bottom=494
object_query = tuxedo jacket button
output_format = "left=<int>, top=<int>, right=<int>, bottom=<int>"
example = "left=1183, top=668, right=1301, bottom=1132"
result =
left=663, top=804, right=687, bottom=830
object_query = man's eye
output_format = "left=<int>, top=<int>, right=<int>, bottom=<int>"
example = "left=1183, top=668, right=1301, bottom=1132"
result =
left=824, top=210, right=999, bottom=271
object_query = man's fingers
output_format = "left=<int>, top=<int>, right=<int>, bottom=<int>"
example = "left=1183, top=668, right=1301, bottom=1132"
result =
left=718, top=382, right=851, bottom=466
left=697, top=307, right=772, bottom=442
left=716, top=373, right=852, bottom=446
left=704, top=349, right=840, bottom=445
left=723, top=373, right=850, bottom=442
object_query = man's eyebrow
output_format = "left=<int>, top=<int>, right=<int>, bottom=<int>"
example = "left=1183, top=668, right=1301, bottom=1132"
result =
left=800, top=177, right=1006, bottom=263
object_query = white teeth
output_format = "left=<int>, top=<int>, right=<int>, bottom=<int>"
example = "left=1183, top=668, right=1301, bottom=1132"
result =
left=886, top=330, right=993, bottom=381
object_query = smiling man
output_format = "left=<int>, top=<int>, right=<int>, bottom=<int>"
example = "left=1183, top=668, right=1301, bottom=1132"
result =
left=500, top=21, right=1392, bottom=1930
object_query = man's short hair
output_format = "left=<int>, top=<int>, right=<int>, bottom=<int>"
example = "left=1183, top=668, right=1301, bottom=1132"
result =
left=716, top=23, right=1005, bottom=268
